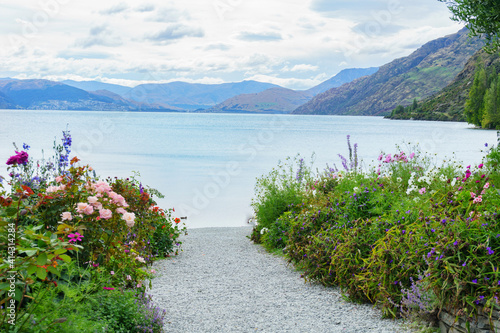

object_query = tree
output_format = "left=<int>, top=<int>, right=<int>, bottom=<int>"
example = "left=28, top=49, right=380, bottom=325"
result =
left=439, top=0, right=500, bottom=52
left=482, top=73, right=500, bottom=129
left=412, top=98, right=418, bottom=111
left=464, top=63, right=488, bottom=126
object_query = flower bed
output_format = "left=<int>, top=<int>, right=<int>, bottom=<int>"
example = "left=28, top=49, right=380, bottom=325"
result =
left=251, top=137, right=500, bottom=330
left=0, top=131, right=186, bottom=332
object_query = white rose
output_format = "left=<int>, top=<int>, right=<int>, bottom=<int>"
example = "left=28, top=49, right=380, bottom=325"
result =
left=122, top=212, right=136, bottom=228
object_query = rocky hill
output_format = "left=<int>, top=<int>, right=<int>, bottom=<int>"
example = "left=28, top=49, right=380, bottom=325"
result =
left=386, top=49, right=500, bottom=121
left=208, top=67, right=379, bottom=113
left=293, top=28, right=484, bottom=116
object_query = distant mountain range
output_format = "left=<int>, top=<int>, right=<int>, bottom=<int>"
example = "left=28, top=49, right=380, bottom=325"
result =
left=0, top=28, right=485, bottom=115
left=207, top=67, right=378, bottom=113
left=293, top=28, right=483, bottom=116
left=0, top=79, right=175, bottom=111
left=0, top=69, right=378, bottom=112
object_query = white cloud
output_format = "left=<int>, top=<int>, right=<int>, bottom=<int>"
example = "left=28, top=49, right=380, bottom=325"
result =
left=287, top=64, right=319, bottom=72
left=99, top=3, right=129, bottom=15
left=145, top=23, right=204, bottom=43
left=0, top=0, right=464, bottom=90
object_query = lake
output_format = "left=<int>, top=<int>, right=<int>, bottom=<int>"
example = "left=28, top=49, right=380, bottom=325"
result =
left=0, top=110, right=497, bottom=228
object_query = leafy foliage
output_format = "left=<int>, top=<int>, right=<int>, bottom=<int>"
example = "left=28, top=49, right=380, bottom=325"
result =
left=0, top=131, right=184, bottom=332
left=251, top=138, right=500, bottom=325
left=440, top=0, right=500, bottom=52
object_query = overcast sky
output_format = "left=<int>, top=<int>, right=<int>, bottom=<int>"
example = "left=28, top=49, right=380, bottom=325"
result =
left=0, top=0, right=462, bottom=90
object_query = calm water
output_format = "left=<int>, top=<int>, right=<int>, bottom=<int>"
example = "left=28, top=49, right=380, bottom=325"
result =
left=0, top=110, right=496, bottom=228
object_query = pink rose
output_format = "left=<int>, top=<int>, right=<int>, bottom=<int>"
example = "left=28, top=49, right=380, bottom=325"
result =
left=61, top=212, right=72, bottom=221
left=87, top=196, right=99, bottom=205
left=83, top=205, right=94, bottom=215
left=99, top=208, right=113, bottom=220
left=116, top=207, right=127, bottom=215
left=46, top=186, right=59, bottom=193
left=76, top=202, right=89, bottom=213
left=122, top=212, right=135, bottom=228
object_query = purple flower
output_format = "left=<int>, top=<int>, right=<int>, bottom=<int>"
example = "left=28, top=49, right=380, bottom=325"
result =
left=487, top=247, right=495, bottom=255
left=6, top=151, right=29, bottom=165
left=472, top=279, right=478, bottom=284
left=462, top=262, right=467, bottom=267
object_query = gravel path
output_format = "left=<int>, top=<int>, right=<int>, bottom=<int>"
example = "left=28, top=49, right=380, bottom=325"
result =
left=151, top=227, right=413, bottom=333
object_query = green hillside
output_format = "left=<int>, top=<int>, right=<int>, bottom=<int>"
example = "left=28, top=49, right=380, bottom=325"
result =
left=293, top=28, right=484, bottom=116
left=387, top=49, right=500, bottom=122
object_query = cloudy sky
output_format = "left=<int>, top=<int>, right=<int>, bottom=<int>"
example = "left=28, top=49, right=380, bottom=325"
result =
left=0, top=0, right=462, bottom=90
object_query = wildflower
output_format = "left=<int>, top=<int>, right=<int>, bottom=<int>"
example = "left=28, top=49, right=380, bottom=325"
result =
left=110, top=271, right=114, bottom=275
left=473, top=196, right=482, bottom=204
left=487, top=247, right=495, bottom=255
left=61, top=212, right=72, bottom=221
left=174, top=217, right=181, bottom=224
left=472, top=279, right=478, bottom=284
left=22, top=143, right=30, bottom=150
left=55, top=176, right=63, bottom=183
left=136, top=256, right=146, bottom=263
left=478, top=163, right=484, bottom=169
left=462, top=262, right=467, bottom=267
left=103, top=287, right=114, bottom=291
left=6, top=151, right=29, bottom=165
left=409, top=152, right=415, bottom=159
left=126, top=275, right=132, bottom=280
left=68, top=232, right=83, bottom=243
left=419, top=187, right=426, bottom=195
left=150, top=269, right=156, bottom=274
left=396, top=177, right=402, bottom=183
left=470, top=192, right=476, bottom=199
left=484, top=182, right=490, bottom=189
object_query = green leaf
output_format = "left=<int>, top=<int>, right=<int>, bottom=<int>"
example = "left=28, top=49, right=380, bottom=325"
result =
left=59, top=255, right=71, bottom=263
left=4, top=207, right=18, bottom=217
left=47, top=266, right=60, bottom=277
left=54, top=248, right=67, bottom=255
left=36, top=267, right=47, bottom=280
left=27, top=264, right=37, bottom=276
left=36, top=253, right=47, bottom=266
left=21, top=249, right=37, bottom=257
left=14, top=287, right=23, bottom=301
left=0, top=283, right=10, bottom=291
